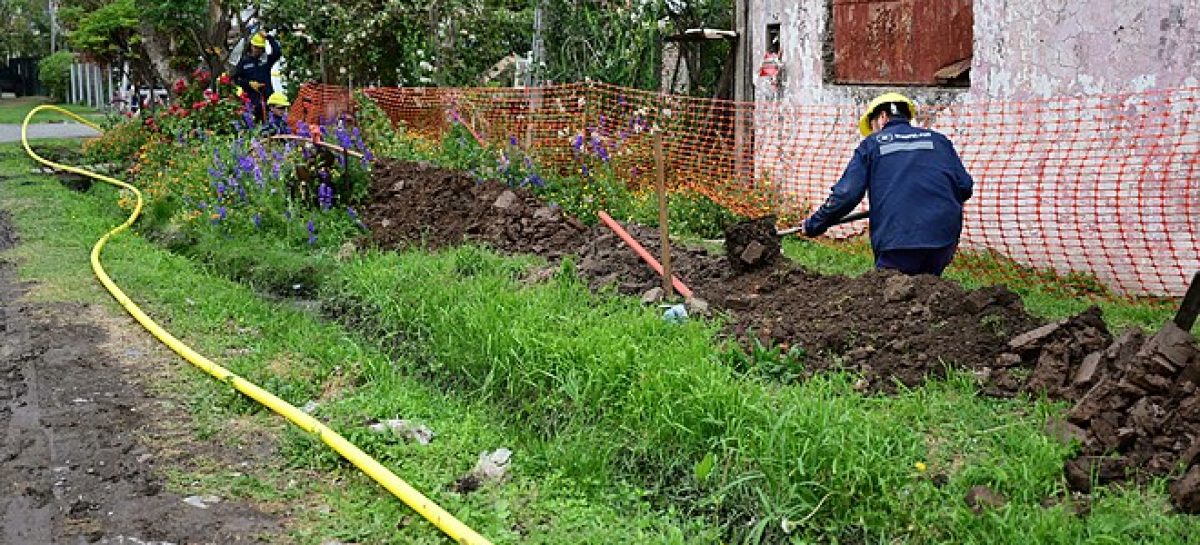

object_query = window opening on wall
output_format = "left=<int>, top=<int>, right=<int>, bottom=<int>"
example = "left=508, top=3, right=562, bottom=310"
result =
left=766, top=23, right=781, bottom=55
left=827, top=0, right=972, bottom=87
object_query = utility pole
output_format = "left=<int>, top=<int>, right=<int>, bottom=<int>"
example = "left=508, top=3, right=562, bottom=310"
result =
left=49, top=0, right=58, bottom=53
left=530, top=0, right=544, bottom=86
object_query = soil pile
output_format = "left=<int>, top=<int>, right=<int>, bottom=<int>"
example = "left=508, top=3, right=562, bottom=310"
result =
left=364, top=160, right=589, bottom=259
left=998, top=315, right=1200, bottom=512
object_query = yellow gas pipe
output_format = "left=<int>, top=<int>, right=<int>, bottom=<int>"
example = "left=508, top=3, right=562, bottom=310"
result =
left=21, top=105, right=491, bottom=545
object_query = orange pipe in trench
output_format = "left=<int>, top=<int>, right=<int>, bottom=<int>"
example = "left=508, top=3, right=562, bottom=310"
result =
left=596, top=211, right=694, bottom=299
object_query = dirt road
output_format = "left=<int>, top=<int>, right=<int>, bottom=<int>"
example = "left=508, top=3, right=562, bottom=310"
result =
left=0, top=210, right=281, bottom=543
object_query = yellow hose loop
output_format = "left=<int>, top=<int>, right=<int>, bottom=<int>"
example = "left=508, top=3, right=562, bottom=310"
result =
left=20, top=105, right=492, bottom=545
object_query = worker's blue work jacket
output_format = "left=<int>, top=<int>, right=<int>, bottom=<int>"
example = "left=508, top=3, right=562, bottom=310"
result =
left=233, top=35, right=282, bottom=110
left=804, top=118, right=974, bottom=252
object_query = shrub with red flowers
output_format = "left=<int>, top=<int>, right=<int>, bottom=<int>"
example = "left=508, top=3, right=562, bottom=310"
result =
left=149, top=68, right=246, bottom=139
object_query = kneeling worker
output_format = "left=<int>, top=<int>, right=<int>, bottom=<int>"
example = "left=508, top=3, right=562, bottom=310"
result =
left=801, top=92, right=974, bottom=276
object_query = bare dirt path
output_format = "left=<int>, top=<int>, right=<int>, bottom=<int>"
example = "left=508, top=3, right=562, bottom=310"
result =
left=0, top=210, right=282, bottom=544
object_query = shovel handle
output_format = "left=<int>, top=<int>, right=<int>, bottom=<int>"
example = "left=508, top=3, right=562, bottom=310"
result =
left=777, top=210, right=869, bottom=237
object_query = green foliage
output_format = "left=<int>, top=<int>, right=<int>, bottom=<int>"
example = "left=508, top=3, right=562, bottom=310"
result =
left=261, top=0, right=530, bottom=87
left=0, top=0, right=49, bottom=58
left=37, top=51, right=74, bottom=102
left=65, top=0, right=139, bottom=65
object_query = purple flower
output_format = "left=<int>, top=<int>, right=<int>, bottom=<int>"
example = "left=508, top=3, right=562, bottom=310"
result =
left=215, top=181, right=226, bottom=197
left=297, top=122, right=311, bottom=138
left=284, top=209, right=293, bottom=221
left=525, top=173, right=545, bottom=188
left=252, top=213, right=262, bottom=229
left=318, top=183, right=334, bottom=210
left=591, top=137, right=610, bottom=162
left=243, top=109, right=255, bottom=129
left=571, top=135, right=583, bottom=152
left=306, top=219, right=317, bottom=245
left=216, top=205, right=227, bottom=222
left=581, top=164, right=590, bottom=177
left=508, top=135, right=518, bottom=146
left=334, top=124, right=352, bottom=149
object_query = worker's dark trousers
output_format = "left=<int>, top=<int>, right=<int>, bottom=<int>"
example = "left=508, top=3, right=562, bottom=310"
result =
left=874, top=244, right=958, bottom=276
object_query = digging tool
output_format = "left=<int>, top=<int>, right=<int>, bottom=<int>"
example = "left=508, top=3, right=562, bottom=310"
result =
left=1176, top=271, right=1200, bottom=331
left=776, top=210, right=870, bottom=237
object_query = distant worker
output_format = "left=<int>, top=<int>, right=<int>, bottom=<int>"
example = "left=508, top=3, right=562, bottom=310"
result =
left=233, top=31, right=282, bottom=122
left=265, top=92, right=290, bottom=134
left=801, top=92, right=974, bottom=276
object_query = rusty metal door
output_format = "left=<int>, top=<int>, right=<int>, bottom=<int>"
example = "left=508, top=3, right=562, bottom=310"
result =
left=832, top=0, right=973, bottom=85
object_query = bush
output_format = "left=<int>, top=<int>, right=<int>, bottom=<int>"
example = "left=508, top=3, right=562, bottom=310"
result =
left=38, top=51, right=74, bottom=102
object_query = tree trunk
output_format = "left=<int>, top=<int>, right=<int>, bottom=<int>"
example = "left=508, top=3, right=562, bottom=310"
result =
left=138, top=20, right=184, bottom=95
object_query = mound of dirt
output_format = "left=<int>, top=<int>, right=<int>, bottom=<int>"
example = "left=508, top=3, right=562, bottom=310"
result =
left=363, top=160, right=589, bottom=259
left=362, top=160, right=1044, bottom=390
left=999, top=316, right=1200, bottom=512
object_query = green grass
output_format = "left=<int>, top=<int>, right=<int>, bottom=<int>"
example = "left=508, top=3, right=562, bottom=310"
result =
left=316, top=243, right=1200, bottom=543
left=0, top=96, right=103, bottom=124
left=0, top=141, right=718, bottom=544
left=8, top=138, right=1200, bottom=544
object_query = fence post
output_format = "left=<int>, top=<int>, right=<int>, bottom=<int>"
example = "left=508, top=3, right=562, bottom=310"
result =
left=68, top=64, right=76, bottom=103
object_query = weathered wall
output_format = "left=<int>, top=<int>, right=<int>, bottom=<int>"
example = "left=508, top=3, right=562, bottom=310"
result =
left=974, top=2, right=1200, bottom=99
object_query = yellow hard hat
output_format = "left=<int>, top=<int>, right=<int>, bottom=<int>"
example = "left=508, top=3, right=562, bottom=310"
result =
left=250, top=33, right=267, bottom=48
left=857, top=92, right=918, bottom=136
left=267, top=92, right=289, bottom=107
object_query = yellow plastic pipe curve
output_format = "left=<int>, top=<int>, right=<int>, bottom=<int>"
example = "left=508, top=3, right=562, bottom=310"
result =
left=20, top=105, right=491, bottom=545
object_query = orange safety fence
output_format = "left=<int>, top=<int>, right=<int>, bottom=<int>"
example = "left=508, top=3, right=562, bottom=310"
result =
left=291, top=81, right=1199, bottom=299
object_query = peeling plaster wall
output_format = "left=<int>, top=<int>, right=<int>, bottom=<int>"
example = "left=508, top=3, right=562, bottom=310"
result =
left=974, top=2, right=1200, bottom=99
left=749, top=1, right=1200, bottom=102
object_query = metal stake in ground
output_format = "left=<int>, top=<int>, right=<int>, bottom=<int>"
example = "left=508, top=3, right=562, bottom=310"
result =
left=655, top=133, right=673, bottom=298
left=1176, top=271, right=1200, bottom=331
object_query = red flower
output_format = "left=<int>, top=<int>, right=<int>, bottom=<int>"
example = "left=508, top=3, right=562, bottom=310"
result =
left=192, top=100, right=208, bottom=110
left=173, top=78, right=187, bottom=94
left=218, top=73, right=231, bottom=86
left=192, top=68, right=210, bottom=83
left=178, top=108, right=190, bottom=118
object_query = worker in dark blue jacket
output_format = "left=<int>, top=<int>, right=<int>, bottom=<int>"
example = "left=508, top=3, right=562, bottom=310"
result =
left=802, top=92, right=973, bottom=276
left=233, top=32, right=282, bottom=123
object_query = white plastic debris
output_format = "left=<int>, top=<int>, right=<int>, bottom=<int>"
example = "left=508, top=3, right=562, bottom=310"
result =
left=181, top=495, right=222, bottom=509
left=471, top=448, right=513, bottom=482
left=661, top=303, right=688, bottom=323
left=367, top=419, right=435, bottom=445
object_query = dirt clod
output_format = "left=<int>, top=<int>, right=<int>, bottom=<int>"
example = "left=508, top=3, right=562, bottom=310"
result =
left=723, top=216, right=781, bottom=272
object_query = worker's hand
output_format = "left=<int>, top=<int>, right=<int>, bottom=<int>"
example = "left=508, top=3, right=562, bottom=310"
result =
left=249, top=81, right=264, bottom=91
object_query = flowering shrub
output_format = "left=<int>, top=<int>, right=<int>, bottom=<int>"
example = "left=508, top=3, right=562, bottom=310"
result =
left=149, top=69, right=246, bottom=139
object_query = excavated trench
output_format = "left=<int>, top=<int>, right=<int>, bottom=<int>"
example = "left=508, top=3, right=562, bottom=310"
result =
left=360, top=159, right=1200, bottom=513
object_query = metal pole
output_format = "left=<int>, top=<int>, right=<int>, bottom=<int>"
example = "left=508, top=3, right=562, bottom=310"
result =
left=531, top=1, right=544, bottom=87
left=49, top=0, right=58, bottom=53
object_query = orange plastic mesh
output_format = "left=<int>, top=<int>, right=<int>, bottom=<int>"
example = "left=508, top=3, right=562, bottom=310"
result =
left=291, top=81, right=1200, bottom=298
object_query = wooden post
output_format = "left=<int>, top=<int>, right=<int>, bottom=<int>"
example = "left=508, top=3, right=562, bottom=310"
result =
left=655, top=132, right=673, bottom=298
